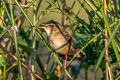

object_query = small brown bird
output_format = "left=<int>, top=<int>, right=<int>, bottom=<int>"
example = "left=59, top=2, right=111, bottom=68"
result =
left=39, top=20, right=85, bottom=60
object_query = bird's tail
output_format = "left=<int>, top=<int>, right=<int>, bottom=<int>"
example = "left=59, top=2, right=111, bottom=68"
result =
left=59, top=50, right=86, bottom=61
left=75, top=50, right=86, bottom=60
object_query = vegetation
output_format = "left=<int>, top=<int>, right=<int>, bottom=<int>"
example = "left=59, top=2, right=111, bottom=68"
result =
left=0, top=0, right=120, bottom=80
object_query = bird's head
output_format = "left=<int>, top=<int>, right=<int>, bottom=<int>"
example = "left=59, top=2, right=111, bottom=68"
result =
left=39, top=20, right=59, bottom=36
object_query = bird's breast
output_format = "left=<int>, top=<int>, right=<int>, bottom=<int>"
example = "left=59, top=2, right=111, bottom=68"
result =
left=48, top=30, right=75, bottom=55
left=49, top=34, right=67, bottom=49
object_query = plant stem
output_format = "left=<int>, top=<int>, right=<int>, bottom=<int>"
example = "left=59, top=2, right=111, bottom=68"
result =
left=103, top=0, right=109, bottom=80
left=9, top=0, right=23, bottom=80
left=31, top=1, right=37, bottom=80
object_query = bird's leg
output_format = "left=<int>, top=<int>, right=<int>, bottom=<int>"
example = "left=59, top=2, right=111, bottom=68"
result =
left=44, top=51, right=54, bottom=71
left=64, top=55, right=67, bottom=69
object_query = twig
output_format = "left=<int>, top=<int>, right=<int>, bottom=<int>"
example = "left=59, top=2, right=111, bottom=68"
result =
left=0, top=1, right=33, bottom=8
left=103, top=0, right=109, bottom=80
left=0, top=15, right=12, bottom=39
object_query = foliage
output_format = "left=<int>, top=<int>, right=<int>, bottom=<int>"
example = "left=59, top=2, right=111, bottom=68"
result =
left=0, top=0, right=120, bottom=80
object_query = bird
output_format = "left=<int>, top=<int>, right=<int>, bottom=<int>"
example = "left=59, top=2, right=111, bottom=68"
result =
left=39, top=20, right=85, bottom=60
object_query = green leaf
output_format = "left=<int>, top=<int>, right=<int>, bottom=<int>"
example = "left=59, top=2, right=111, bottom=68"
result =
left=17, top=37, right=32, bottom=54
left=51, top=0, right=57, bottom=4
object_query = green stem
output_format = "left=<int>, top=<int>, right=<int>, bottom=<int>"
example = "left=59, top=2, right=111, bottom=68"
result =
left=9, top=0, right=23, bottom=80
left=3, top=56, right=6, bottom=80
left=31, top=1, right=37, bottom=80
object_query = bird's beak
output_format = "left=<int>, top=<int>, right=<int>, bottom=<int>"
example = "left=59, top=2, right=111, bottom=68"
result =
left=39, top=24, right=46, bottom=29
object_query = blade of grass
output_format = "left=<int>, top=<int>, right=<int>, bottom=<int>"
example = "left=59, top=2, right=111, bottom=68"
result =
left=64, top=69, right=72, bottom=80
left=5, top=63, right=17, bottom=73
left=97, top=0, right=120, bottom=67
left=54, top=54, right=62, bottom=66
left=95, top=20, right=120, bottom=72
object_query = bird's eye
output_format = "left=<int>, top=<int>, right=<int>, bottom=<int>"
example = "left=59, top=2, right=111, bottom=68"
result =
left=48, top=24, right=54, bottom=27
left=49, top=24, right=53, bottom=26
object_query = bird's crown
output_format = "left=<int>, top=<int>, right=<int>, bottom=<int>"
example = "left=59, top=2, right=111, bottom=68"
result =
left=41, top=20, right=59, bottom=27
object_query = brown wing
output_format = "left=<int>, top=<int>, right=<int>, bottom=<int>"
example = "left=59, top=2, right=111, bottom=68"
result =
left=55, top=23, right=76, bottom=54
left=56, top=23, right=71, bottom=41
